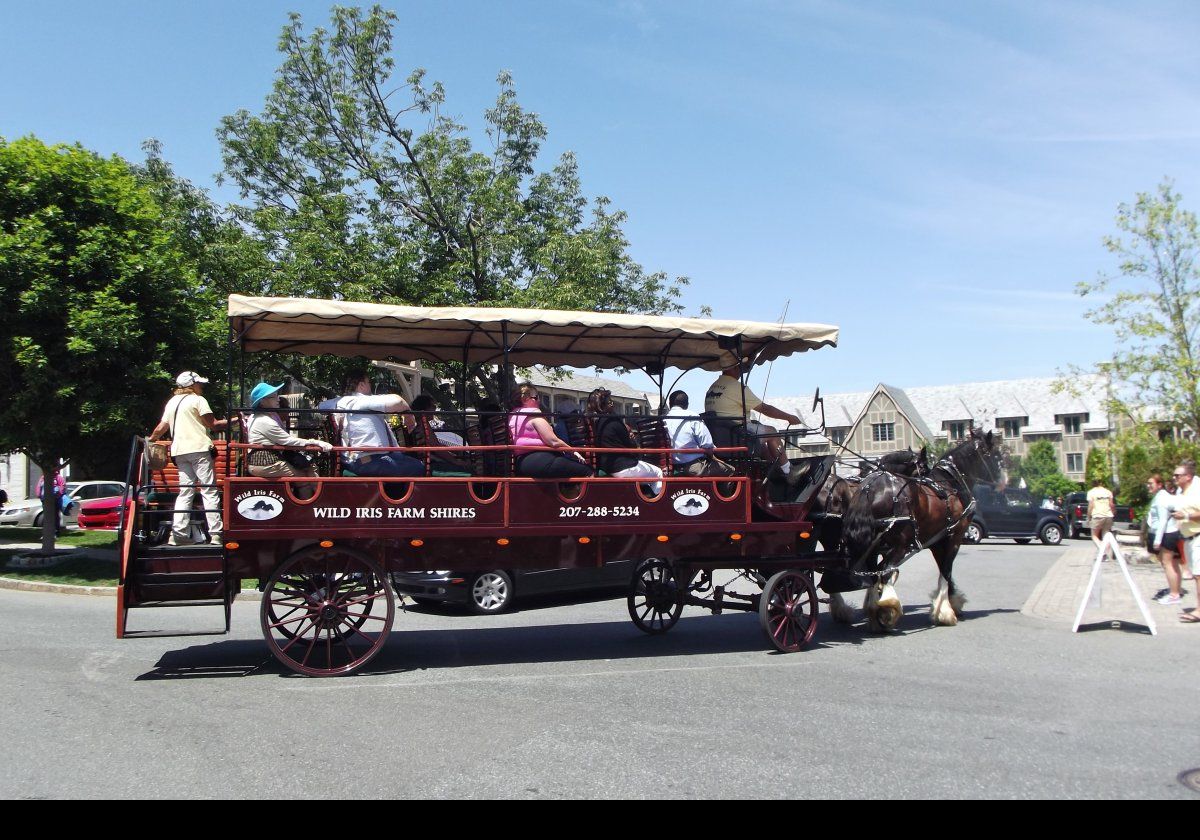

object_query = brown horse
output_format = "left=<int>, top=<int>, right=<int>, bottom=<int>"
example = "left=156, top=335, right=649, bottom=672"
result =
left=838, top=429, right=1004, bottom=632
left=811, top=447, right=929, bottom=555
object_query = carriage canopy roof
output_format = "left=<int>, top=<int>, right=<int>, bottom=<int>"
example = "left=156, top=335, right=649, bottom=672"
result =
left=228, top=295, right=839, bottom=372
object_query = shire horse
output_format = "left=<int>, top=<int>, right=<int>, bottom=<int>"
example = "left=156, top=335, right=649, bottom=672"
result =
left=834, top=429, right=1004, bottom=632
left=811, top=448, right=929, bottom=555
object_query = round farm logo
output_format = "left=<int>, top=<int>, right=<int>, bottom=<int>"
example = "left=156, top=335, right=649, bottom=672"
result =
left=671, top=489, right=711, bottom=517
left=236, top=491, right=285, bottom=521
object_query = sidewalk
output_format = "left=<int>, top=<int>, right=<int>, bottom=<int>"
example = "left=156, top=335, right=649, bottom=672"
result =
left=1022, top=538, right=1197, bottom=633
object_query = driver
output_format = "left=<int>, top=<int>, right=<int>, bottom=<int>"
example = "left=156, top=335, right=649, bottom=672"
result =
left=704, top=362, right=800, bottom=478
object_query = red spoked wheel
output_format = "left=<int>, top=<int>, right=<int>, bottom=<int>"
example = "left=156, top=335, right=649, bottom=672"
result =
left=628, top=558, right=684, bottom=635
left=261, top=546, right=394, bottom=677
left=759, top=570, right=819, bottom=653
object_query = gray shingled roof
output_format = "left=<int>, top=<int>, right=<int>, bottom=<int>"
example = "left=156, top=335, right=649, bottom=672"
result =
left=524, top=368, right=649, bottom=401
left=774, top=375, right=1111, bottom=441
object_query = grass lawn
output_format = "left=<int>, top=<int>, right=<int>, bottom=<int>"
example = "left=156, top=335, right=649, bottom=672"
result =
left=0, top=549, right=119, bottom=586
left=0, top=527, right=119, bottom=585
left=0, top=527, right=119, bottom=549
left=0, top=530, right=260, bottom=590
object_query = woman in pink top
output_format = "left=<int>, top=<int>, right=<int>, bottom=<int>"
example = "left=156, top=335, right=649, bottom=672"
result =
left=508, top=383, right=592, bottom=479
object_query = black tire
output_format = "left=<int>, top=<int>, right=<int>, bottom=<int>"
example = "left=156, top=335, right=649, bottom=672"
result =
left=1039, top=522, right=1064, bottom=546
left=1014, top=538, right=1032, bottom=544
left=33, top=513, right=43, bottom=528
left=466, top=570, right=513, bottom=614
left=627, top=558, right=684, bottom=634
left=964, top=521, right=984, bottom=544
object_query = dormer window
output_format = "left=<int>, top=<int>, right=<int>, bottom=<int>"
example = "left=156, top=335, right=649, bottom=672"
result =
left=1063, top=416, right=1081, bottom=435
left=1001, top=418, right=1022, bottom=438
left=946, top=420, right=970, bottom=441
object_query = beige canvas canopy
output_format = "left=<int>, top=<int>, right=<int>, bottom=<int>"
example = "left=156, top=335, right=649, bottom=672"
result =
left=228, top=295, right=838, bottom=371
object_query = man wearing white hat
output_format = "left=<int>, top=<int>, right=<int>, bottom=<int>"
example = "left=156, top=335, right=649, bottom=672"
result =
left=148, top=371, right=232, bottom=545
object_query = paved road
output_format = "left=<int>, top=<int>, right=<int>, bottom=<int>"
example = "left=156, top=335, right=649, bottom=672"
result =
left=1, top=542, right=1196, bottom=799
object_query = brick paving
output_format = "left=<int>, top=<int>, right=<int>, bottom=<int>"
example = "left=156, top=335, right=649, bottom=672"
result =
left=1022, top=537, right=1198, bottom=633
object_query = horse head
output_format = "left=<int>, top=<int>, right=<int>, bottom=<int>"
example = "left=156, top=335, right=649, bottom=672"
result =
left=961, top=428, right=1005, bottom=486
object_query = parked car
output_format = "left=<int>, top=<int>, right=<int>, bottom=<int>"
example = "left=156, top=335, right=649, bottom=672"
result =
left=392, top=558, right=637, bottom=614
left=963, top=484, right=1067, bottom=546
left=1063, top=491, right=1136, bottom=539
left=77, top=491, right=129, bottom=530
left=0, top=481, right=128, bottom=529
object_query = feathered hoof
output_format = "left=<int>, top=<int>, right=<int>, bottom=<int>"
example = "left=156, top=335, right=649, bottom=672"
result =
left=949, top=590, right=967, bottom=616
left=930, top=591, right=959, bottom=626
left=829, top=592, right=857, bottom=624
left=873, top=584, right=902, bottom=631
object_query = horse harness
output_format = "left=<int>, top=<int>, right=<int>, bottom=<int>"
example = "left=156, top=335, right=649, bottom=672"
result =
left=851, top=455, right=978, bottom=577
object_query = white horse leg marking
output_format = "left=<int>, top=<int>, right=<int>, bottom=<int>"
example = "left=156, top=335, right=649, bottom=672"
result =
left=829, top=591, right=857, bottom=624
left=876, top=581, right=902, bottom=631
left=930, top=575, right=958, bottom=626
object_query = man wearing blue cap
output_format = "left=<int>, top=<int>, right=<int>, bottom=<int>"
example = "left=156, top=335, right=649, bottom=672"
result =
left=318, top=373, right=425, bottom=478
left=247, top=382, right=334, bottom=499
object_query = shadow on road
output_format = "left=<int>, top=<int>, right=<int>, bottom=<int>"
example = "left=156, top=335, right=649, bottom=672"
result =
left=133, top=598, right=1021, bottom=681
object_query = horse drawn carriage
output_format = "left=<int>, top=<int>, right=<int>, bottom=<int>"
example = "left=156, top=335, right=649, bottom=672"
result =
left=115, top=296, right=1002, bottom=676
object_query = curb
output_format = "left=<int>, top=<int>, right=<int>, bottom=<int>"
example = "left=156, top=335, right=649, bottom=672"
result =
left=0, top=576, right=264, bottom=600
left=0, top=576, right=116, bottom=597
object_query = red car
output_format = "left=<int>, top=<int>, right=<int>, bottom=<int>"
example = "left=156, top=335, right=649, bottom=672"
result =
left=77, top=494, right=126, bottom=530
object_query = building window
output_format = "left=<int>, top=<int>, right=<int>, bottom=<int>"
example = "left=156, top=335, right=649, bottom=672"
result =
left=1002, top=419, right=1022, bottom=438
left=1066, top=453, right=1083, bottom=472
left=947, top=421, right=969, bottom=441
left=872, top=423, right=895, bottom=442
left=829, top=428, right=846, bottom=446
left=1063, top=416, right=1081, bottom=435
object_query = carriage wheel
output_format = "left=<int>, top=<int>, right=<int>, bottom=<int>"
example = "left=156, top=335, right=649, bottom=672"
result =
left=628, top=558, right=684, bottom=635
left=260, top=546, right=394, bottom=677
left=759, top=570, right=819, bottom=653
left=265, top=570, right=379, bottom=642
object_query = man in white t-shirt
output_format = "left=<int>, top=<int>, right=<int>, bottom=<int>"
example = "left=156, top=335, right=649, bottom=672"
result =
left=704, top=363, right=800, bottom=474
left=147, top=371, right=232, bottom=545
left=318, top=374, right=424, bottom=478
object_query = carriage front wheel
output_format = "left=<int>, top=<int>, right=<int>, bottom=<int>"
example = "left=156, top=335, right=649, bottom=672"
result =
left=261, top=545, right=394, bottom=677
left=759, top=570, right=819, bottom=653
left=628, top=558, right=684, bottom=635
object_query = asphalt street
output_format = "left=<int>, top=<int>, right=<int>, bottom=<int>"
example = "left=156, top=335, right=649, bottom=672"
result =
left=1, top=542, right=1196, bottom=799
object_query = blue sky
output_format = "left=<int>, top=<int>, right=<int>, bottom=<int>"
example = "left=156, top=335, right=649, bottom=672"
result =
left=3, top=1, right=1198, bottom=406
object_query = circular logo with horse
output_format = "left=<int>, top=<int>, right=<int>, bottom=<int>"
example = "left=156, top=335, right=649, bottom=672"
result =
left=672, top=491, right=710, bottom=517
left=236, top=493, right=284, bottom=521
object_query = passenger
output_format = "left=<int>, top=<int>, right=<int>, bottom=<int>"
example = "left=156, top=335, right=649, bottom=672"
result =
left=246, top=382, right=333, bottom=500
left=147, top=371, right=232, bottom=546
left=407, top=393, right=471, bottom=472
left=588, top=388, right=664, bottom=494
left=704, top=362, right=801, bottom=478
left=509, top=383, right=593, bottom=480
left=317, top=373, right=424, bottom=478
left=553, top=396, right=582, bottom=443
left=663, top=390, right=734, bottom=477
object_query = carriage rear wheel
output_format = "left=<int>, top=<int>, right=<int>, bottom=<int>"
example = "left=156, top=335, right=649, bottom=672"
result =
left=759, top=570, right=819, bottom=653
left=261, top=546, right=394, bottom=677
left=628, top=558, right=684, bottom=634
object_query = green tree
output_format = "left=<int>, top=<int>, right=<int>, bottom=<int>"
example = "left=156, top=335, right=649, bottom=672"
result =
left=1085, top=445, right=1112, bottom=488
left=217, top=5, right=688, bottom=402
left=1077, top=181, right=1200, bottom=435
left=0, top=137, right=213, bottom=550
left=1014, top=440, right=1079, bottom=500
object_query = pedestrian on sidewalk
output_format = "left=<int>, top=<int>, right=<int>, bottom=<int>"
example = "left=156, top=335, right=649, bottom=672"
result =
left=1170, top=461, right=1200, bottom=622
left=1146, top=474, right=1185, bottom=605
left=1087, top=478, right=1116, bottom=559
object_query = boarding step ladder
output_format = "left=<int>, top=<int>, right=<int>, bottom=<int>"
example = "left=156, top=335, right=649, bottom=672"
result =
left=115, top=434, right=238, bottom=638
